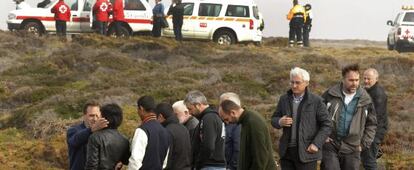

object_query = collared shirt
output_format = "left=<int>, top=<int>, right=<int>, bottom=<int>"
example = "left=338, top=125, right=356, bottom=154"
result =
left=293, top=94, right=304, bottom=103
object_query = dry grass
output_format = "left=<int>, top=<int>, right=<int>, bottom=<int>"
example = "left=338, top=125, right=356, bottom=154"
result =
left=0, top=31, right=413, bottom=169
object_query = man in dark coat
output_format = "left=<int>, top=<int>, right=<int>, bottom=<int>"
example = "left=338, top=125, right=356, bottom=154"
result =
left=167, top=0, right=184, bottom=41
left=361, top=68, right=388, bottom=170
left=271, top=67, right=332, bottom=170
left=172, top=100, right=199, bottom=140
left=321, top=64, right=377, bottom=170
left=155, top=102, right=192, bottom=170
left=67, top=101, right=109, bottom=170
left=184, top=90, right=226, bottom=170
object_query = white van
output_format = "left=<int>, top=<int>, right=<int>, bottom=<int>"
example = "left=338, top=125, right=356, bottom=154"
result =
left=7, top=0, right=153, bottom=36
left=162, top=0, right=264, bottom=45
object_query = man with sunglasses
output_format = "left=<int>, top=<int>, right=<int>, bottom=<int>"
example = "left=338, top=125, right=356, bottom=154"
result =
left=271, top=67, right=331, bottom=170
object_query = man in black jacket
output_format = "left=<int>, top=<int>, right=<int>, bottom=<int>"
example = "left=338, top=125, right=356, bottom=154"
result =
left=361, top=68, right=388, bottom=170
left=271, top=67, right=331, bottom=170
left=85, top=103, right=130, bottom=170
left=167, top=0, right=184, bottom=41
left=184, top=90, right=226, bottom=170
left=155, top=102, right=192, bottom=170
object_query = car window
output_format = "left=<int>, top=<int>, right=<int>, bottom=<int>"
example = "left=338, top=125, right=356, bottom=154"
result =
left=183, top=3, right=194, bottom=16
left=253, top=6, right=259, bottom=19
left=83, top=0, right=94, bottom=11
left=44, top=0, right=56, bottom=8
left=226, top=5, right=249, bottom=18
left=403, top=12, right=414, bottom=22
left=66, top=0, right=79, bottom=11
left=199, top=3, right=222, bottom=17
left=125, top=0, right=146, bottom=10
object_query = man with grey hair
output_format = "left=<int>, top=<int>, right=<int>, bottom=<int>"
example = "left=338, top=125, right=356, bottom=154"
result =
left=172, top=100, right=199, bottom=140
left=219, top=92, right=241, bottom=170
left=361, top=68, right=388, bottom=170
left=271, top=67, right=331, bottom=170
left=184, top=90, right=226, bottom=170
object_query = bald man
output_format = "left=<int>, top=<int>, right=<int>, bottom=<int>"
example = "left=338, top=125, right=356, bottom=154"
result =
left=361, top=68, right=388, bottom=170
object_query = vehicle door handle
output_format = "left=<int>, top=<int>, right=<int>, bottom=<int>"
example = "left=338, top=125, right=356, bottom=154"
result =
left=72, top=15, right=78, bottom=17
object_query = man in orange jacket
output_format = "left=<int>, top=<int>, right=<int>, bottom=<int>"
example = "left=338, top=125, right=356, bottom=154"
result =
left=93, top=0, right=112, bottom=35
left=287, top=0, right=305, bottom=47
left=51, top=0, right=71, bottom=37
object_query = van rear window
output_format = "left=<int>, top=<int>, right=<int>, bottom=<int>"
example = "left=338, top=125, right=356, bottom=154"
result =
left=199, top=3, right=222, bottom=17
left=403, top=12, right=414, bottom=22
left=226, top=5, right=249, bottom=17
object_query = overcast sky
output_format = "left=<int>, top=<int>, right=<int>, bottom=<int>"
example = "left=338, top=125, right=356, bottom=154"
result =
left=1, top=0, right=411, bottom=41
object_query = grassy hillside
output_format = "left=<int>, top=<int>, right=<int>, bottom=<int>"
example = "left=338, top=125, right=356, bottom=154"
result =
left=0, top=31, right=413, bottom=169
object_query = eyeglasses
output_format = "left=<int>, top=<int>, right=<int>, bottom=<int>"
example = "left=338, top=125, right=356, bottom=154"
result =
left=290, top=81, right=304, bottom=85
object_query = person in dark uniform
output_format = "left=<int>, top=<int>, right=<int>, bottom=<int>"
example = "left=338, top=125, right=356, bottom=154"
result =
left=303, top=4, right=313, bottom=47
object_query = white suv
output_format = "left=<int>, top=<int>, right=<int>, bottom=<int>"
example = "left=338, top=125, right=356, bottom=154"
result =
left=7, top=0, right=153, bottom=36
left=387, top=6, right=414, bottom=52
left=162, top=0, right=264, bottom=45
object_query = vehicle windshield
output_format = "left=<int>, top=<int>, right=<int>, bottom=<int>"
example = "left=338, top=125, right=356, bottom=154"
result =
left=45, top=0, right=57, bottom=8
left=253, top=6, right=259, bottom=20
left=403, top=12, right=414, bottom=22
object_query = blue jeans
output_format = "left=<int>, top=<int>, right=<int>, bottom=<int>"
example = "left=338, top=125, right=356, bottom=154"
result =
left=200, top=166, right=226, bottom=170
left=361, top=141, right=379, bottom=170
left=173, top=23, right=182, bottom=41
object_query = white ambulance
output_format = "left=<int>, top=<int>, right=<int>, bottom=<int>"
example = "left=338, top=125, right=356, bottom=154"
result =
left=387, top=5, right=414, bottom=52
left=7, top=0, right=153, bottom=36
left=162, top=0, right=264, bottom=45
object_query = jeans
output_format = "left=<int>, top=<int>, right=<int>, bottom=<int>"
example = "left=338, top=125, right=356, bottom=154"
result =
left=280, top=147, right=317, bottom=170
left=173, top=23, right=183, bottom=41
left=303, top=24, right=311, bottom=47
left=55, top=20, right=66, bottom=37
left=200, top=166, right=226, bottom=170
left=361, top=141, right=380, bottom=170
left=321, top=142, right=361, bottom=170
left=95, top=21, right=108, bottom=35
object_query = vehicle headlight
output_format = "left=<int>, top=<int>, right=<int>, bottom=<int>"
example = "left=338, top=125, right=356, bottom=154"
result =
left=8, top=13, right=16, bottom=20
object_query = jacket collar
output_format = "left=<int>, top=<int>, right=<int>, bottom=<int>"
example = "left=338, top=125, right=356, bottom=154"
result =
left=328, top=83, right=372, bottom=106
left=198, top=106, right=217, bottom=119
left=162, top=116, right=179, bottom=126
left=287, top=87, right=310, bottom=102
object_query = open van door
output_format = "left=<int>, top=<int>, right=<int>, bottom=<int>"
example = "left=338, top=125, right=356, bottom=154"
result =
left=80, top=0, right=95, bottom=32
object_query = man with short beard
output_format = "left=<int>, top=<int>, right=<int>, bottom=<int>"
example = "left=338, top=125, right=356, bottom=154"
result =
left=321, top=64, right=377, bottom=170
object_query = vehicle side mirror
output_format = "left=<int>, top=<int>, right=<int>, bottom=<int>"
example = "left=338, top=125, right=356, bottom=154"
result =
left=387, top=20, right=394, bottom=26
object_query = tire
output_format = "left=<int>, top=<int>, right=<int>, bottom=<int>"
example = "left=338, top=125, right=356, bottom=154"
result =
left=387, top=37, right=394, bottom=51
left=214, top=30, right=236, bottom=45
left=23, top=22, right=43, bottom=36
left=107, top=25, right=130, bottom=38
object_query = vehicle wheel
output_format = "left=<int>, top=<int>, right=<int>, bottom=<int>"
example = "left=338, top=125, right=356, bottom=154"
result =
left=214, top=30, right=236, bottom=45
left=23, top=22, right=43, bottom=36
left=395, top=43, right=404, bottom=53
left=387, top=37, right=394, bottom=51
left=107, top=25, right=130, bottom=38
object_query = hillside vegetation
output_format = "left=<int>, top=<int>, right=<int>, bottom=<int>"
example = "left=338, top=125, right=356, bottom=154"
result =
left=0, top=31, right=413, bottom=169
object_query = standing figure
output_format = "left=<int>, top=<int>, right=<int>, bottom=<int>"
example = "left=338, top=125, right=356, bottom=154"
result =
left=303, top=4, right=313, bottom=47
left=287, top=0, right=305, bottom=47
left=85, top=104, right=130, bottom=170
left=93, top=0, right=112, bottom=35
left=271, top=67, right=331, bottom=170
left=361, top=68, right=388, bottom=170
left=112, top=0, right=125, bottom=37
left=167, top=0, right=184, bottom=41
left=152, top=0, right=165, bottom=37
left=51, top=0, right=71, bottom=37
left=321, top=64, right=377, bottom=170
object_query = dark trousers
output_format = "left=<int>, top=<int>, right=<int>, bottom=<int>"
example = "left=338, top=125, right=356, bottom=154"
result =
left=361, top=142, right=379, bottom=170
left=96, top=21, right=108, bottom=35
left=152, top=18, right=162, bottom=37
left=303, top=24, right=311, bottom=47
left=55, top=20, right=67, bottom=37
left=321, top=142, right=361, bottom=170
left=289, top=18, right=304, bottom=45
left=114, top=21, right=123, bottom=37
left=280, top=147, right=317, bottom=170
left=173, top=23, right=183, bottom=41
